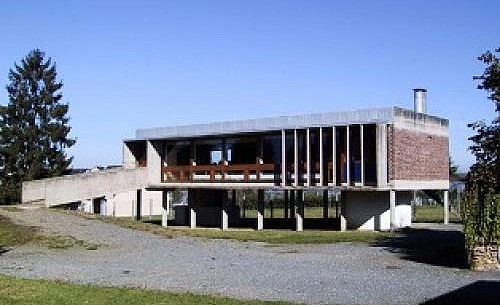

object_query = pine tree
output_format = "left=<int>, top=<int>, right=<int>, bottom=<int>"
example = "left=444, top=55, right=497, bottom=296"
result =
left=0, top=49, right=75, bottom=204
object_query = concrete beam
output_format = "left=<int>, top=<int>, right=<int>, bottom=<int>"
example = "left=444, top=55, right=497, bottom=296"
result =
left=443, top=190, right=449, bottom=225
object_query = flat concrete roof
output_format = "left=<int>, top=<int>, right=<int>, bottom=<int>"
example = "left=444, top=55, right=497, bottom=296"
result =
left=132, top=106, right=448, bottom=141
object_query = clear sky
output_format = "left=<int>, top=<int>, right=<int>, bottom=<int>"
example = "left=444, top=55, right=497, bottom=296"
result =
left=0, top=0, right=498, bottom=171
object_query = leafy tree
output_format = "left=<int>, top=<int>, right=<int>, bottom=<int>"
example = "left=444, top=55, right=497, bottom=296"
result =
left=0, top=49, right=75, bottom=204
left=463, top=47, right=500, bottom=258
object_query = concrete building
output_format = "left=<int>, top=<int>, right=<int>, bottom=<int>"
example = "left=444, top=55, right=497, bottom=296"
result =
left=22, top=89, right=450, bottom=231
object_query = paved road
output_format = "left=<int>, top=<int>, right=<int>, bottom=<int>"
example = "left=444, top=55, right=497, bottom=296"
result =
left=0, top=208, right=499, bottom=305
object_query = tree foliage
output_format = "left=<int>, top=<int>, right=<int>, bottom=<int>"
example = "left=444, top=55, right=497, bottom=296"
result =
left=0, top=49, right=75, bottom=204
left=463, top=47, right=500, bottom=248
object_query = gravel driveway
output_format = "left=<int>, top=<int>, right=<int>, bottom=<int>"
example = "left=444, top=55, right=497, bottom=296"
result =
left=0, top=208, right=499, bottom=305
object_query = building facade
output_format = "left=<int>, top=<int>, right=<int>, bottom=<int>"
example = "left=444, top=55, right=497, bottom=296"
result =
left=22, top=93, right=450, bottom=231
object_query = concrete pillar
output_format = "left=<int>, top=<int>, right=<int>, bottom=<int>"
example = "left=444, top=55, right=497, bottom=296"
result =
left=390, top=190, right=396, bottom=231
left=122, top=142, right=136, bottom=169
left=338, top=192, right=346, bottom=231
left=282, top=129, right=286, bottom=186
left=296, top=190, right=304, bottom=231
left=257, top=190, right=264, bottom=230
left=376, top=124, right=388, bottom=188
left=161, top=191, right=169, bottom=227
left=190, top=208, right=197, bottom=229
left=346, top=125, right=351, bottom=186
left=319, top=127, right=324, bottom=186
left=306, top=128, right=311, bottom=187
left=294, top=129, right=299, bottom=187
left=443, top=190, right=449, bottom=225
left=322, top=189, right=329, bottom=218
left=147, top=140, right=162, bottom=184
left=221, top=191, right=229, bottom=230
left=332, top=126, right=337, bottom=186
left=284, top=190, right=289, bottom=219
left=360, top=124, right=364, bottom=186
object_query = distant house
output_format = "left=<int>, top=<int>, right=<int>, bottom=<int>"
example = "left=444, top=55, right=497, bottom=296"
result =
left=22, top=89, right=450, bottom=231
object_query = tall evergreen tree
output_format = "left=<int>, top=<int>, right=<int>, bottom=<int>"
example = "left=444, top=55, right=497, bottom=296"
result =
left=0, top=49, right=75, bottom=204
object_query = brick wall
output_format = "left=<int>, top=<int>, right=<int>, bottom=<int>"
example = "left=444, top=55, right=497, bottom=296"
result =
left=388, top=127, right=449, bottom=181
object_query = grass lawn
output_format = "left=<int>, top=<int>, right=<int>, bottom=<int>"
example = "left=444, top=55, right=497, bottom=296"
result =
left=71, top=212, right=394, bottom=244
left=414, top=205, right=461, bottom=223
left=0, top=275, right=300, bottom=305
left=0, top=208, right=101, bottom=250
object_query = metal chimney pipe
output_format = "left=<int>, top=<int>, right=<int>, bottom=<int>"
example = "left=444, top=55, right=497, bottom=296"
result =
left=413, top=88, right=427, bottom=114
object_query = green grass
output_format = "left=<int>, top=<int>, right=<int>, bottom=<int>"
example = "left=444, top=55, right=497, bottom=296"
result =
left=0, top=211, right=102, bottom=250
left=414, top=205, right=461, bottom=223
left=0, top=215, right=37, bottom=248
left=242, top=206, right=339, bottom=219
left=0, top=275, right=301, bottom=305
left=66, top=211, right=394, bottom=244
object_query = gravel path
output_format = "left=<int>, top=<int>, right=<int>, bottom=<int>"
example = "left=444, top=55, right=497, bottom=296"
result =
left=1, top=208, right=499, bottom=305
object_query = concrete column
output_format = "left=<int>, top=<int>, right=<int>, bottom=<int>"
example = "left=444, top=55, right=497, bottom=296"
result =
left=376, top=124, right=388, bottom=188
left=332, top=126, right=337, bottom=186
left=390, top=190, right=396, bottom=231
left=319, top=127, right=324, bottom=186
left=122, top=142, right=136, bottom=169
left=282, top=129, right=286, bottom=186
left=338, top=192, right=346, bottom=231
left=221, top=207, right=228, bottom=230
left=322, top=189, right=329, bottom=218
left=190, top=208, right=197, bottom=229
left=443, top=190, right=449, bottom=225
left=296, top=190, right=304, bottom=231
left=346, top=125, right=351, bottom=186
left=257, top=190, right=264, bottom=230
left=147, top=140, right=162, bottom=184
left=306, top=128, right=311, bottom=187
left=294, top=129, right=299, bottom=187
left=161, top=191, right=169, bottom=227
left=284, top=190, right=289, bottom=219
left=360, top=124, right=364, bottom=186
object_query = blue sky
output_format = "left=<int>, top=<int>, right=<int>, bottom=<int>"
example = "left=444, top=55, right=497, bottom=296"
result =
left=0, top=0, right=498, bottom=171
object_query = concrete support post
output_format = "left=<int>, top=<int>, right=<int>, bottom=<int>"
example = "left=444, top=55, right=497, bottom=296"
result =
left=306, top=128, right=311, bottom=187
left=376, top=124, right=388, bottom=188
left=360, top=124, right=364, bottom=186
left=190, top=208, right=197, bottom=229
left=282, top=129, right=286, bottom=186
left=443, top=190, right=449, bottom=225
left=161, top=191, right=169, bottom=228
left=332, top=126, right=337, bottom=186
left=319, top=127, right=324, bottom=186
left=338, top=192, right=346, bottom=231
left=294, top=129, right=299, bottom=187
left=322, top=189, right=329, bottom=218
left=257, top=190, right=264, bottom=230
left=221, top=207, right=228, bottom=230
left=346, top=125, right=351, bottom=186
left=390, top=190, right=396, bottom=231
left=296, top=190, right=304, bottom=232
left=284, top=190, right=289, bottom=219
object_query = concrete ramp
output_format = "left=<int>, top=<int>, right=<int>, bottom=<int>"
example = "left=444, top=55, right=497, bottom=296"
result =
left=22, top=168, right=148, bottom=207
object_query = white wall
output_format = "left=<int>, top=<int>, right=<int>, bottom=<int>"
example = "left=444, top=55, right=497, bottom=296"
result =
left=102, top=189, right=164, bottom=218
left=343, top=190, right=412, bottom=231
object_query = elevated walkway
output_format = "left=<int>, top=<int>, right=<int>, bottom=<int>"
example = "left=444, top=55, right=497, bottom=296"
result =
left=22, top=167, right=148, bottom=207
